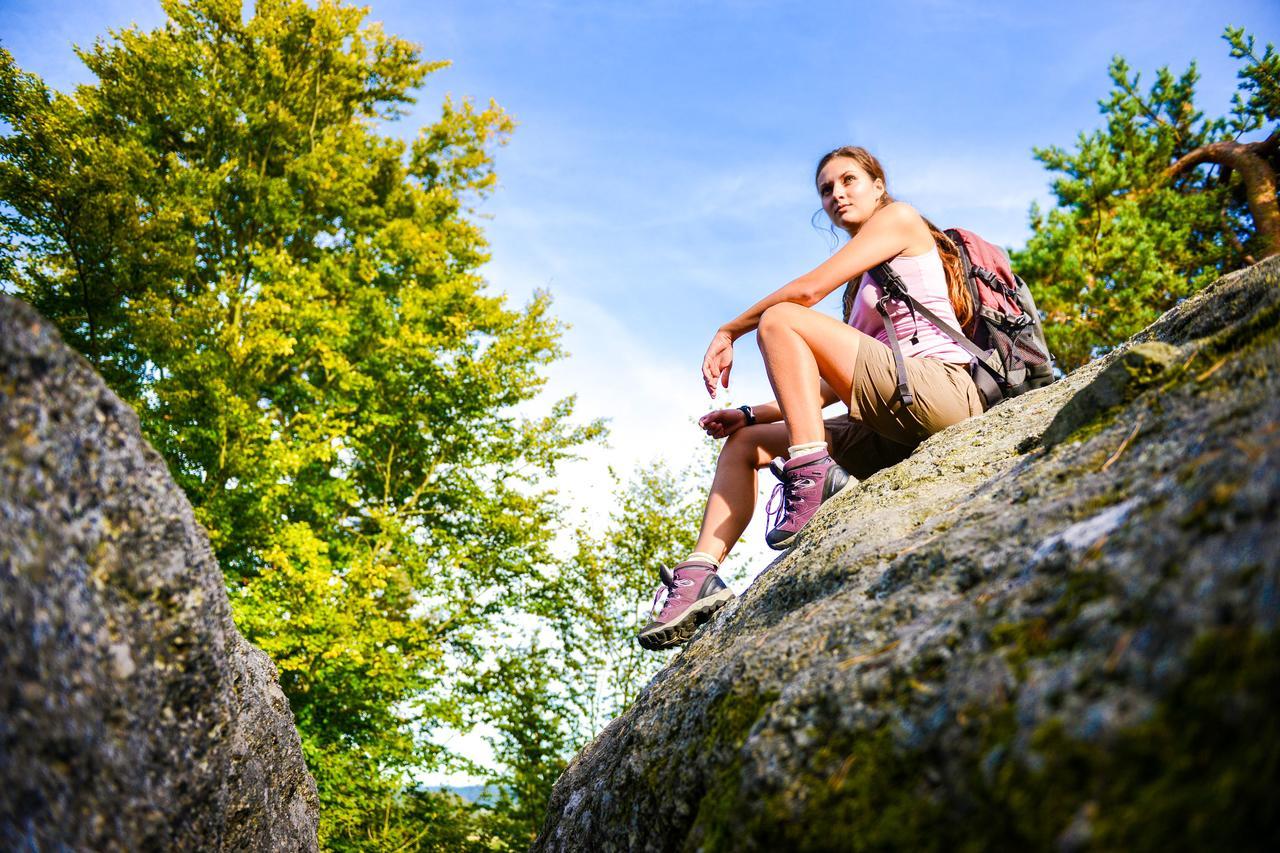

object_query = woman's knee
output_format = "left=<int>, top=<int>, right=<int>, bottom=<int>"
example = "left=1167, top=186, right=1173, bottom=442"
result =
left=722, top=427, right=758, bottom=460
left=756, top=302, right=806, bottom=342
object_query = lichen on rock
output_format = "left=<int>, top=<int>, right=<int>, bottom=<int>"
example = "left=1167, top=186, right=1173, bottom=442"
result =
left=534, top=258, right=1280, bottom=852
left=0, top=295, right=319, bottom=850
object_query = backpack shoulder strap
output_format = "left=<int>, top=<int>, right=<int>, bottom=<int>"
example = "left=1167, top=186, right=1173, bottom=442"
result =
left=868, top=263, right=992, bottom=362
left=868, top=261, right=1005, bottom=409
left=893, top=288, right=1007, bottom=408
left=868, top=263, right=915, bottom=406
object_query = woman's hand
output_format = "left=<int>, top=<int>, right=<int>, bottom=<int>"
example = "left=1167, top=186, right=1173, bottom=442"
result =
left=698, top=407, right=748, bottom=440
left=702, top=330, right=734, bottom=398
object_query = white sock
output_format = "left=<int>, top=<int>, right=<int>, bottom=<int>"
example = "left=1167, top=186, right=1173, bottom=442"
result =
left=787, top=441, right=828, bottom=460
left=685, top=551, right=721, bottom=567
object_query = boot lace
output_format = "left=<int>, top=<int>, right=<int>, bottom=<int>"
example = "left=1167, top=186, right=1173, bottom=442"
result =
left=765, top=475, right=815, bottom=531
left=651, top=577, right=694, bottom=619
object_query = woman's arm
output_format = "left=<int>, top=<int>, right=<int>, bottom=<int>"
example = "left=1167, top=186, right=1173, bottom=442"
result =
left=701, top=202, right=932, bottom=397
left=699, top=380, right=842, bottom=438
left=719, top=202, right=930, bottom=342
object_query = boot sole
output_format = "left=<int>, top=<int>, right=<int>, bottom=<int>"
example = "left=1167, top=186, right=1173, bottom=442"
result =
left=637, top=589, right=736, bottom=650
left=765, top=465, right=852, bottom=551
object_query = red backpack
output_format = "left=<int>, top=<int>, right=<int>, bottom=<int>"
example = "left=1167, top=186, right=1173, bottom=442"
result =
left=867, top=227, right=1055, bottom=409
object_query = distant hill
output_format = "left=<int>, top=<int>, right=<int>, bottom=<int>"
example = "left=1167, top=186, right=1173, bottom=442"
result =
left=433, top=784, right=497, bottom=806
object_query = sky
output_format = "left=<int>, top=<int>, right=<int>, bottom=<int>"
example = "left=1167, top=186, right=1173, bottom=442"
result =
left=3, top=0, right=1277, bottom=780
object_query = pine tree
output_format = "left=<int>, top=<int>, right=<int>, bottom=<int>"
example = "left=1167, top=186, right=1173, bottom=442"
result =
left=1014, top=28, right=1278, bottom=371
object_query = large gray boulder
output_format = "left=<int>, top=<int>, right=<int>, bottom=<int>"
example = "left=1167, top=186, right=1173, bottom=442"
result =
left=0, top=296, right=319, bottom=850
left=536, top=258, right=1280, bottom=852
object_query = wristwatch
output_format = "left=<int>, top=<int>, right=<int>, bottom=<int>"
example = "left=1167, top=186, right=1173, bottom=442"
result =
left=738, top=405, right=756, bottom=426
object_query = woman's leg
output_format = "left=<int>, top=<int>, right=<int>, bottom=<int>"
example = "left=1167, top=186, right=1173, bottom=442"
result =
left=755, top=302, right=870, bottom=447
left=639, top=424, right=791, bottom=651
left=693, top=422, right=791, bottom=562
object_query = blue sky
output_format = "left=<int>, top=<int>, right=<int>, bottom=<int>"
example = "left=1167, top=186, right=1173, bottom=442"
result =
left=3, top=0, right=1276, bottom=781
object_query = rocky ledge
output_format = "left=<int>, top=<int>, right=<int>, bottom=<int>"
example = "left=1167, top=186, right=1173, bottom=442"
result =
left=535, top=258, right=1280, bottom=852
left=1, top=295, right=319, bottom=850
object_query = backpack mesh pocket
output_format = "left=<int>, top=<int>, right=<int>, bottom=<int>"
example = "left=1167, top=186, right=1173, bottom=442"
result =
left=990, top=325, right=1049, bottom=370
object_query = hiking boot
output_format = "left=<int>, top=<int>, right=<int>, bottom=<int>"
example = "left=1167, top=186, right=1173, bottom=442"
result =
left=764, top=449, right=851, bottom=550
left=637, top=560, right=735, bottom=651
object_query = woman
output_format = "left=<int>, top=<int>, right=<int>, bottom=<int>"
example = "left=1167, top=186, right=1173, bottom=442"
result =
left=637, top=146, right=985, bottom=651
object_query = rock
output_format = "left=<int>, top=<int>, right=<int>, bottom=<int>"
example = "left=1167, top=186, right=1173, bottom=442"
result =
left=1036, top=341, right=1182, bottom=450
left=0, top=296, right=319, bottom=850
left=534, top=257, right=1280, bottom=852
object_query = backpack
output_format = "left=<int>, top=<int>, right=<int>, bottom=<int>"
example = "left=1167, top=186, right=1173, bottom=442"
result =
left=866, top=227, right=1055, bottom=410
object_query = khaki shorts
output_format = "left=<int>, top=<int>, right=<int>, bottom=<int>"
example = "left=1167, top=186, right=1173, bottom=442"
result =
left=824, top=338, right=983, bottom=480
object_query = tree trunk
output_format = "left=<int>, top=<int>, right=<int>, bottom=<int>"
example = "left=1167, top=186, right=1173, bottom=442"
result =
left=1165, top=129, right=1280, bottom=259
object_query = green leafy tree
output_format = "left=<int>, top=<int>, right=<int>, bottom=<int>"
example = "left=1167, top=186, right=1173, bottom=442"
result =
left=1014, top=28, right=1279, bottom=371
left=472, top=645, right=581, bottom=850
left=475, top=454, right=731, bottom=848
left=554, top=459, right=725, bottom=732
left=1, top=0, right=602, bottom=847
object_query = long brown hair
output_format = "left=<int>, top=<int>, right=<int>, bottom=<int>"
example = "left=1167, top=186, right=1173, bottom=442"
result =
left=816, top=146, right=973, bottom=329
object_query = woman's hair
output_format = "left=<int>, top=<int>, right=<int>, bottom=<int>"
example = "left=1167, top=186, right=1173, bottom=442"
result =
left=817, top=146, right=974, bottom=329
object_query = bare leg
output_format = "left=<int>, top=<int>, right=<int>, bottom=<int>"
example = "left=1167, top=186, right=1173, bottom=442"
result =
left=756, top=302, right=869, bottom=447
left=693, top=422, right=791, bottom=562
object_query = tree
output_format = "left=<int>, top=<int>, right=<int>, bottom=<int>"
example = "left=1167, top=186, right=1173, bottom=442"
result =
left=1013, top=28, right=1278, bottom=371
left=1, top=1, right=602, bottom=847
left=475, top=454, right=733, bottom=848
left=472, top=645, right=581, bottom=850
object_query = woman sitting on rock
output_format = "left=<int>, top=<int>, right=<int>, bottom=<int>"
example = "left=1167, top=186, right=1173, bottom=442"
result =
left=638, top=146, right=984, bottom=651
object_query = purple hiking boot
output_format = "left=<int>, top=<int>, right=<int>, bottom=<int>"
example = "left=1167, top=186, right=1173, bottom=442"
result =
left=764, top=449, right=851, bottom=550
left=637, top=560, right=735, bottom=651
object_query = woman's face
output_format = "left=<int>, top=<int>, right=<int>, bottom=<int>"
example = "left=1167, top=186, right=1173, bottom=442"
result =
left=817, top=157, right=885, bottom=232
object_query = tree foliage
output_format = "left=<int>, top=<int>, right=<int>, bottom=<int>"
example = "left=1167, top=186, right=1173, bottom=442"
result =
left=558, top=458, right=721, bottom=729
left=1014, top=28, right=1279, bottom=371
left=1, top=0, right=604, bottom=847
left=476, top=456, right=725, bottom=848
